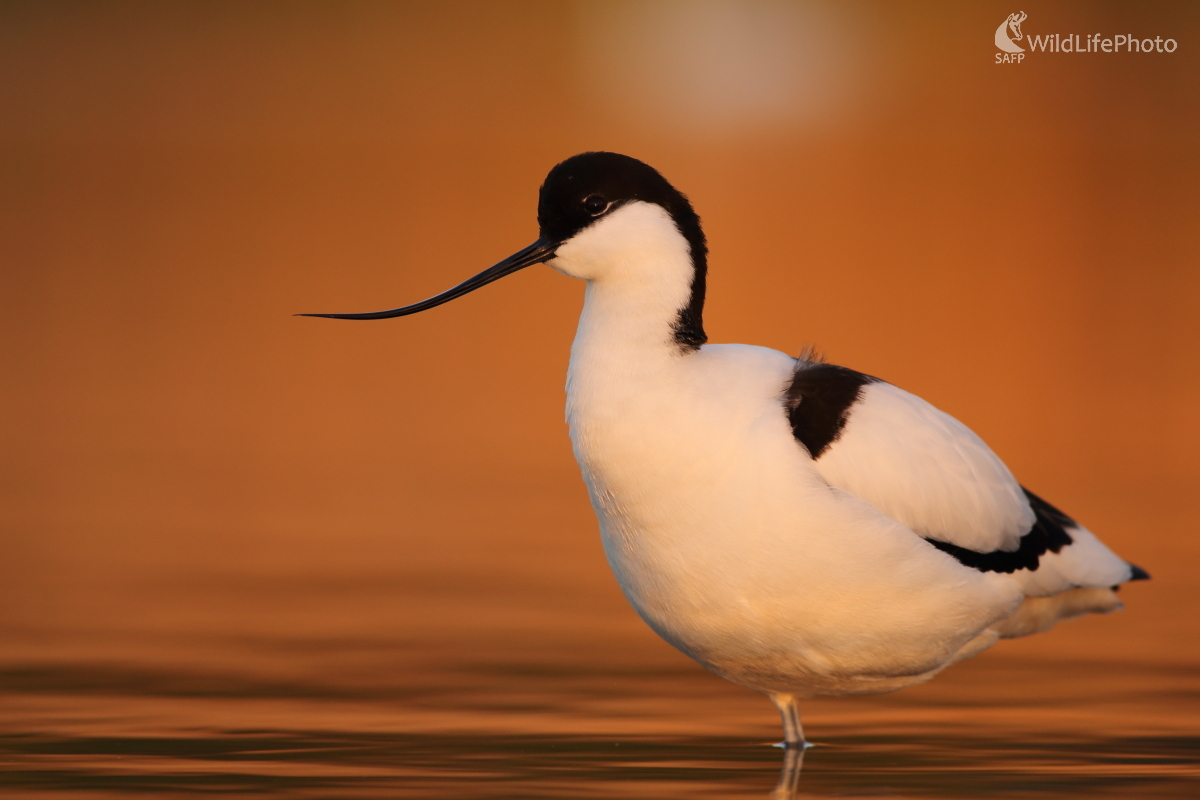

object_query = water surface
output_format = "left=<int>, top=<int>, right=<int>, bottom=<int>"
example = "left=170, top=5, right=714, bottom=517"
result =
left=3, top=584, right=1196, bottom=799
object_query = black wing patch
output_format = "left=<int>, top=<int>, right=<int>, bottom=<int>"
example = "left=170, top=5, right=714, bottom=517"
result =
left=784, top=359, right=879, bottom=459
left=924, top=488, right=1074, bottom=574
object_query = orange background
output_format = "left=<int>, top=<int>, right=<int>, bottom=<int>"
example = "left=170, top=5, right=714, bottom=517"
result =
left=1, top=1, right=1197, bottom=696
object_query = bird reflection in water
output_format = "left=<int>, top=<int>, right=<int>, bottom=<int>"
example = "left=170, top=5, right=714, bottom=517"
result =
left=771, top=745, right=806, bottom=799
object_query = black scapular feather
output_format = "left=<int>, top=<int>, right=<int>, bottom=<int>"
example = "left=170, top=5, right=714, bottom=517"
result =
left=783, top=359, right=879, bottom=459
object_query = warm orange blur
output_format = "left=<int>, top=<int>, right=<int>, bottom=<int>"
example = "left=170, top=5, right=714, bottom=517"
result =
left=1, top=0, right=1197, bottom=720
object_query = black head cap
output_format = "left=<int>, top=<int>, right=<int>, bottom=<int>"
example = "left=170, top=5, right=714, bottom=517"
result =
left=537, top=152, right=708, bottom=350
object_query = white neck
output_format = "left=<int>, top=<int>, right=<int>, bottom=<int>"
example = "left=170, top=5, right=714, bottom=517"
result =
left=554, top=202, right=698, bottom=392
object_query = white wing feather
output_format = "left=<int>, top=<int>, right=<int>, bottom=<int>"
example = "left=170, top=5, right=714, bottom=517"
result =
left=813, top=381, right=1034, bottom=552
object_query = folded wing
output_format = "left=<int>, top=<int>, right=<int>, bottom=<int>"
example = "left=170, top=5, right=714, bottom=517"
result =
left=784, top=359, right=1138, bottom=598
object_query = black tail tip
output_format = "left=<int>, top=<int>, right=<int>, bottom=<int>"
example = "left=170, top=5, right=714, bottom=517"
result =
left=1128, top=563, right=1151, bottom=581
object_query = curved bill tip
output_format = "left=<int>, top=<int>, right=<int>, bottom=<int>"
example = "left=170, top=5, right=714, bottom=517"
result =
left=297, top=237, right=558, bottom=320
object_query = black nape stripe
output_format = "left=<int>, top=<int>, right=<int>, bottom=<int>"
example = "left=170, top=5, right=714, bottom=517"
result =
left=671, top=264, right=707, bottom=351
left=925, top=488, right=1075, bottom=574
left=783, top=358, right=879, bottom=459
left=667, top=196, right=707, bottom=351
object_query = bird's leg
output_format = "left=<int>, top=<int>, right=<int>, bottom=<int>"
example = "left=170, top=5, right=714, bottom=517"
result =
left=769, top=692, right=808, bottom=748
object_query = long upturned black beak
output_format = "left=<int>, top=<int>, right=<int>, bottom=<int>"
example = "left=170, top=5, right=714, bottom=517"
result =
left=296, top=238, right=558, bottom=320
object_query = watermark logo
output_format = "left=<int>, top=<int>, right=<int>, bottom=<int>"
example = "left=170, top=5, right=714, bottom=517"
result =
left=994, top=12, right=1179, bottom=64
left=995, top=11, right=1027, bottom=56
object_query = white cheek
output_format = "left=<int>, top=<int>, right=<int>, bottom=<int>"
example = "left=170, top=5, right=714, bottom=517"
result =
left=547, top=258, right=575, bottom=278
left=547, top=202, right=683, bottom=282
left=547, top=238, right=591, bottom=280
left=549, top=220, right=618, bottom=280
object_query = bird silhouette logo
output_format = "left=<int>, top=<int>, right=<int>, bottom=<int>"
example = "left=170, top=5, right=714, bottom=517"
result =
left=995, top=11, right=1027, bottom=53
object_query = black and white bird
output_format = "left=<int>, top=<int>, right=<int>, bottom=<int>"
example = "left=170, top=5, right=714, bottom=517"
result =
left=303, top=152, right=1148, bottom=747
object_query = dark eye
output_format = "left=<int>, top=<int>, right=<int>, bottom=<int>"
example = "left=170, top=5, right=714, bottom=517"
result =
left=583, top=194, right=608, bottom=216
